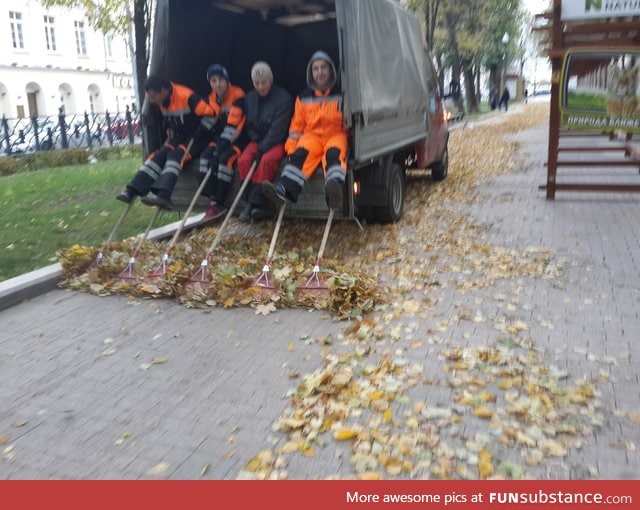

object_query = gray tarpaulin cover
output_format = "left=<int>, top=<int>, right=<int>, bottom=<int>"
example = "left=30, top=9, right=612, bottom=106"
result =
left=337, top=0, right=429, bottom=126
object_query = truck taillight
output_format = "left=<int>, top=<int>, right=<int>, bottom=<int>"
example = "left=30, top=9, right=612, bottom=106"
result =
left=353, top=181, right=361, bottom=196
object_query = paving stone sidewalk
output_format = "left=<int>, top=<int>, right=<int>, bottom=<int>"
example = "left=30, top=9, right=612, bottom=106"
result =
left=0, top=110, right=638, bottom=479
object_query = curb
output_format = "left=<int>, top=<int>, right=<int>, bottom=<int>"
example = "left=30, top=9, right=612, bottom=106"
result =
left=0, top=213, right=206, bottom=313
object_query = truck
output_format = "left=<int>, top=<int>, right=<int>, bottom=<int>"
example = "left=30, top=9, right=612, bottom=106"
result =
left=142, top=0, right=449, bottom=224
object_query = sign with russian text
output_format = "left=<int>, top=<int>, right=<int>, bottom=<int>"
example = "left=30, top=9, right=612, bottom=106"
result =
left=562, top=0, right=640, bottom=20
left=560, top=48, right=640, bottom=132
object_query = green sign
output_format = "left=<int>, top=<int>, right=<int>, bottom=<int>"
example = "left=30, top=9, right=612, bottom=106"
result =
left=562, top=1, right=640, bottom=20
left=560, top=49, right=640, bottom=133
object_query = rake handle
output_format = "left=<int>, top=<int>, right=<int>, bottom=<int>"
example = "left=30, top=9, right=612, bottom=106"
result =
left=105, top=201, right=134, bottom=245
left=131, top=207, right=163, bottom=258
left=315, top=208, right=334, bottom=265
left=265, top=204, right=286, bottom=261
left=204, top=160, right=258, bottom=256
left=165, top=165, right=211, bottom=253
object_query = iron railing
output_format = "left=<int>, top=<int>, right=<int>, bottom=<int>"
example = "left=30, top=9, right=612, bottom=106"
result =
left=1, top=108, right=142, bottom=155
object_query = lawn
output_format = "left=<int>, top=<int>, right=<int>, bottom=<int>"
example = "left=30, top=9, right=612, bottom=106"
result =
left=0, top=157, right=180, bottom=282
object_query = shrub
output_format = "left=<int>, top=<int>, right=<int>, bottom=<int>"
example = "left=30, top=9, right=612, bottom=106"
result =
left=92, top=144, right=143, bottom=162
left=21, top=148, right=89, bottom=171
left=0, top=156, right=20, bottom=175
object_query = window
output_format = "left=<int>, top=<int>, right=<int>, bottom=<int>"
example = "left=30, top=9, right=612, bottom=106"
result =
left=74, top=20, right=87, bottom=56
left=44, top=15, right=57, bottom=51
left=105, top=35, right=113, bottom=58
left=9, top=11, right=24, bottom=50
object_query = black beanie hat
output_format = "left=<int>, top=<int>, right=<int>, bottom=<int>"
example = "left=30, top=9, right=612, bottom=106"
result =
left=206, top=64, right=229, bottom=81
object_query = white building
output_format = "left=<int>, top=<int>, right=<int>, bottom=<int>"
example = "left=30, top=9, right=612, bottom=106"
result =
left=0, top=0, right=135, bottom=120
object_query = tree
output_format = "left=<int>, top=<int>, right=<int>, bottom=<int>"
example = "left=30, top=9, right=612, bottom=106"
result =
left=41, top=0, right=154, bottom=110
left=407, top=0, right=526, bottom=113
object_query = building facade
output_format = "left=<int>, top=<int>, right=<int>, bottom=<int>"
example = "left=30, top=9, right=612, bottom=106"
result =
left=0, top=0, right=134, bottom=119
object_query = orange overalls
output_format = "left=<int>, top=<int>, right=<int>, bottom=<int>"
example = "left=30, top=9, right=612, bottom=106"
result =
left=280, top=85, right=347, bottom=202
left=128, top=82, right=215, bottom=197
left=199, top=83, right=247, bottom=204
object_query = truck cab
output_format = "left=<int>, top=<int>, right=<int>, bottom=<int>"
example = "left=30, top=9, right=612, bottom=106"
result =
left=143, top=0, right=449, bottom=224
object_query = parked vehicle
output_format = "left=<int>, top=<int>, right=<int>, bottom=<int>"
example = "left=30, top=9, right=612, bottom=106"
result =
left=146, top=0, right=449, bottom=223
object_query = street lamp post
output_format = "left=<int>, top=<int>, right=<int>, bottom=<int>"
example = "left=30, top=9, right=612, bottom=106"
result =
left=500, top=32, right=510, bottom=99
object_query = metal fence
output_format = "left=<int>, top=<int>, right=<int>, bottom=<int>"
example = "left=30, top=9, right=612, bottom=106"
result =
left=1, top=109, right=142, bottom=156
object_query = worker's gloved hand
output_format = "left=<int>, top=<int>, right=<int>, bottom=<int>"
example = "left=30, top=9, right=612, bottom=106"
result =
left=253, top=150, right=263, bottom=167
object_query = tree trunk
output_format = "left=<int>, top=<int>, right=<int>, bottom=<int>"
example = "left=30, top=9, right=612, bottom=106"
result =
left=475, top=66, right=481, bottom=102
left=133, top=0, right=149, bottom=113
left=463, top=65, right=479, bottom=113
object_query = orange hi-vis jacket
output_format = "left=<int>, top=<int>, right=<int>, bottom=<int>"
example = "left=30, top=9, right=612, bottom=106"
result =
left=285, top=85, right=346, bottom=155
left=207, top=83, right=247, bottom=148
left=160, top=82, right=216, bottom=144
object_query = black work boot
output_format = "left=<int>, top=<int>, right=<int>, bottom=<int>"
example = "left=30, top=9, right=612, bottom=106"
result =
left=238, top=203, right=253, bottom=223
left=325, top=179, right=343, bottom=210
left=116, top=189, right=135, bottom=204
left=141, top=191, right=173, bottom=210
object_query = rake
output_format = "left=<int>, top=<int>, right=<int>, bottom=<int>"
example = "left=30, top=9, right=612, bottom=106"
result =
left=93, top=200, right=134, bottom=266
left=295, top=208, right=334, bottom=298
left=147, top=144, right=209, bottom=280
left=189, top=161, right=258, bottom=284
left=251, top=203, right=286, bottom=296
left=117, top=207, right=164, bottom=280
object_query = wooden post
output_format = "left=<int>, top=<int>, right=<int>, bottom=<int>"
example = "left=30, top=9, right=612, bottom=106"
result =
left=545, top=0, right=563, bottom=200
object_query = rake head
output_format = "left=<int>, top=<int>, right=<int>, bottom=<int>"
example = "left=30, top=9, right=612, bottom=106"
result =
left=189, top=259, right=211, bottom=284
left=147, top=253, right=170, bottom=280
left=91, top=251, right=105, bottom=268
left=251, top=264, right=278, bottom=298
left=117, top=257, right=140, bottom=281
left=295, top=265, right=330, bottom=298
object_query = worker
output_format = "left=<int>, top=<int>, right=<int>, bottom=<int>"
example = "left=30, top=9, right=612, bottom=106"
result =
left=236, top=61, right=293, bottom=223
left=116, top=75, right=216, bottom=208
left=198, top=64, right=247, bottom=222
left=262, top=50, right=347, bottom=211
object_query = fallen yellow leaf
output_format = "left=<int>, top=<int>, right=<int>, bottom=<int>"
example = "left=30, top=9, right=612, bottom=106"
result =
left=478, top=450, right=494, bottom=479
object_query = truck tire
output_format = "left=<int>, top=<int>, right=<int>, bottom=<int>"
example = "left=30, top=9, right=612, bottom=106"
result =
left=430, top=143, right=449, bottom=181
left=375, top=162, right=404, bottom=224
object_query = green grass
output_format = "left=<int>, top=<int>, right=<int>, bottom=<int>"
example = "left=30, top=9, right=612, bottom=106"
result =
left=566, top=91, right=607, bottom=111
left=0, top=157, right=180, bottom=282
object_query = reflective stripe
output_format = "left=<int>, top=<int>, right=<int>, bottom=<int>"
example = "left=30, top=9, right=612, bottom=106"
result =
left=201, top=117, right=217, bottom=129
left=282, top=164, right=308, bottom=187
left=199, top=158, right=209, bottom=175
left=289, top=131, right=302, bottom=140
left=221, top=126, right=238, bottom=141
left=216, top=164, right=234, bottom=183
left=140, top=165, right=160, bottom=180
left=326, top=165, right=345, bottom=183
left=162, top=160, right=181, bottom=177
left=300, top=95, right=342, bottom=104
left=162, top=107, right=191, bottom=118
left=145, top=160, right=162, bottom=174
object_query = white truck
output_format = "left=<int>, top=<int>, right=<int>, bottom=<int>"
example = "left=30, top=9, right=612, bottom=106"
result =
left=142, top=0, right=449, bottom=224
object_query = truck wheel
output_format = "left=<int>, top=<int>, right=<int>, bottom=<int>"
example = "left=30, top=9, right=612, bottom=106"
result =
left=375, top=162, right=404, bottom=223
left=431, top=143, right=449, bottom=181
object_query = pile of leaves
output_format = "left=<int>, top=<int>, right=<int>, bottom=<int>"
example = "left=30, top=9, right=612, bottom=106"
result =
left=58, top=227, right=383, bottom=319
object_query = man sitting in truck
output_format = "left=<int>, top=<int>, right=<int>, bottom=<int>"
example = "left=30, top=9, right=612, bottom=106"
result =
left=236, top=61, right=293, bottom=223
left=197, top=64, right=248, bottom=222
left=116, top=76, right=216, bottom=207
left=262, top=50, right=347, bottom=211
